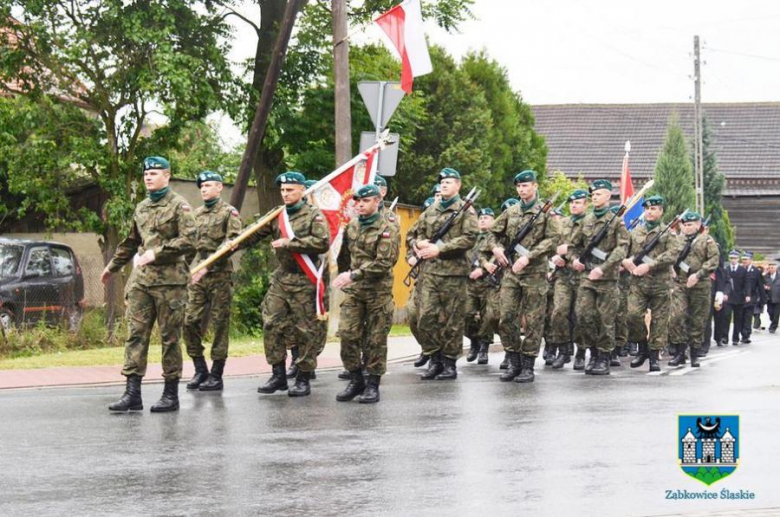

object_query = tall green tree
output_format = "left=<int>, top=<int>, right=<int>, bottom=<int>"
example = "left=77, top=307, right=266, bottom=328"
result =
left=699, top=115, right=735, bottom=251
left=651, top=113, right=695, bottom=223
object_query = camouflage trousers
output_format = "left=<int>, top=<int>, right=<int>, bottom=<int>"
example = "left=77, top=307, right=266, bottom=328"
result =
left=183, top=271, right=232, bottom=361
left=261, top=279, right=320, bottom=372
left=668, top=283, right=712, bottom=350
left=122, top=284, right=186, bottom=381
left=614, top=276, right=630, bottom=348
left=498, top=273, right=548, bottom=357
left=418, top=275, right=468, bottom=360
left=339, top=287, right=394, bottom=376
left=575, top=278, right=618, bottom=353
left=627, top=278, right=672, bottom=351
left=544, top=279, right=556, bottom=344
left=465, top=280, right=499, bottom=342
left=407, top=279, right=423, bottom=345
left=550, top=275, right=580, bottom=345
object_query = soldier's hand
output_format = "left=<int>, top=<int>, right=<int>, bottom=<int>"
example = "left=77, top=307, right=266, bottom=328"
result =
left=686, top=274, right=699, bottom=288
left=588, top=267, right=604, bottom=281
left=552, top=255, right=566, bottom=268
left=332, top=272, right=353, bottom=289
left=418, top=244, right=440, bottom=260
left=557, top=244, right=568, bottom=256
left=493, top=247, right=509, bottom=266
left=484, top=262, right=498, bottom=274
left=136, top=249, right=156, bottom=266
left=191, top=267, right=208, bottom=285
left=271, top=238, right=290, bottom=249
left=407, top=256, right=418, bottom=267
left=622, top=258, right=636, bottom=273
left=100, top=268, right=112, bottom=285
left=632, top=263, right=650, bottom=277
left=416, top=239, right=431, bottom=250
left=572, top=259, right=585, bottom=272
left=469, top=268, right=484, bottom=280
left=671, top=269, right=677, bottom=280
left=511, top=255, right=529, bottom=274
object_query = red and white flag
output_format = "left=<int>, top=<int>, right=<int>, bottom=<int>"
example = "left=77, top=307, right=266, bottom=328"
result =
left=375, top=0, right=433, bottom=93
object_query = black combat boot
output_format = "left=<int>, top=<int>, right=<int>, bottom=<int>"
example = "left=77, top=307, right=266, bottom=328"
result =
left=466, top=338, right=479, bottom=362
left=630, top=342, right=649, bottom=368
left=186, top=356, right=209, bottom=390
left=338, top=369, right=351, bottom=380
left=591, top=350, right=611, bottom=376
left=619, top=343, right=629, bottom=357
left=288, top=370, right=312, bottom=397
left=414, top=352, right=429, bottom=368
left=666, top=343, right=678, bottom=357
left=543, top=343, right=555, bottom=366
left=108, top=375, right=143, bottom=412
left=199, top=359, right=225, bottom=391
left=150, top=379, right=179, bottom=413
left=573, top=346, right=586, bottom=370
left=477, top=340, right=489, bottom=365
left=421, top=352, right=443, bottom=380
left=649, top=349, right=661, bottom=372
left=499, top=352, right=522, bottom=382
left=552, top=342, right=572, bottom=369
left=499, top=352, right=510, bottom=370
left=628, top=342, right=639, bottom=356
left=436, top=356, right=458, bottom=380
left=258, top=363, right=288, bottom=393
left=336, top=370, right=365, bottom=402
left=286, top=346, right=299, bottom=379
left=690, top=346, right=701, bottom=367
left=668, top=344, right=687, bottom=367
left=610, top=348, right=621, bottom=367
left=585, top=349, right=598, bottom=374
left=515, top=354, right=536, bottom=383
left=310, top=370, right=317, bottom=379
left=358, top=375, right=381, bottom=404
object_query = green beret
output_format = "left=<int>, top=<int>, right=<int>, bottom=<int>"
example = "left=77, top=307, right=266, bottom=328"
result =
left=374, top=175, right=387, bottom=187
left=501, top=198, right=520, bottom=212
left=275, top=171, right=306, bottom=186
left=681, top=211, right=701, bottom=223
left=353, top=184, right=381, bottom=200
left=643, top=195, right=665, bottom=208
left=728, top=250, right=740, bottom=258
left=513, top=170, right=537, bottom=184
left=143, top=156, right=170, bottom=171
left=478, top=207, right=495, bottom=217
left=590, top=179, right=612, bottom=192
left=438, top=167, right=461, bottom=181
left=304, top=179, right=318, bottom=189
left=196, top=170, right=223, bottom=188
left=568, top=189, right=588, bottom=202
left=423, top=197, right=435, bottom=209
left=430, top=184, right=441, bottom=195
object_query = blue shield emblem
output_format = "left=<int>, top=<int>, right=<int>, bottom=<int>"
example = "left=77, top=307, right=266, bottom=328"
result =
left=678, top=415, right=739, bottom=486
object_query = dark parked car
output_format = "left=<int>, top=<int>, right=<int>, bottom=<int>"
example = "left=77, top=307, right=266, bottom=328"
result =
left=0, top=237, right=86, bottom=330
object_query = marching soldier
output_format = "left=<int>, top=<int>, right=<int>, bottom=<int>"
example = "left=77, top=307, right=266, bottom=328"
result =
left=102, top=156, right=196, bottom=412
left=611, top=205, right=630, bottom=364
left=667, top=211, right=719, bottom=367
left=548, top=189, right=589, bottom=369
left=407, top=197, right=436, bottom=368
left=543, top=208, right=564, bottom=365
left=238, top=172, right=330, bottom=397
left=485, top=170, right=554, bottom=383
left=570, top=180, right=629, bottom=375
left=408, top=168, right=478, bottom=380
left=497, top=197, right=520, bottom=371
left=333, top=184, right=400, bottom=403
left=622, top=195, right=681, bottom=372
left=184, top=171, right=242, bottom=391
left=465, top=207, right=499, bottom=365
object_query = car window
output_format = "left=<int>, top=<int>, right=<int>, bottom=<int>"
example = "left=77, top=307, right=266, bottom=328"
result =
left=25, top=247, right=53, bottom=278
left=51, top=247, right=75, bottom=277
left=0, top=244, right=24, bottom=278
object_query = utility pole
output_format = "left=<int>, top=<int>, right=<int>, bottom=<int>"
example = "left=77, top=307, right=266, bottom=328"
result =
left=693, top=35, right=705, bottom=214
left=333, top=0, right=352, bottom=166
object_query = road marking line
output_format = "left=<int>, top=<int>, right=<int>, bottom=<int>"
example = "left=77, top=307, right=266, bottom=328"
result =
left=670, top=351, right=749, bottom=376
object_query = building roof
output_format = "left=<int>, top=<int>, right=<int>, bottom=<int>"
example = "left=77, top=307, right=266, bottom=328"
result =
left=531, top=102, right=780, bottom=195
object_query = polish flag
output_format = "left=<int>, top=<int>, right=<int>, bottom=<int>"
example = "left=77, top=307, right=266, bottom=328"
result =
left=375, top=0, right=433, bottom=93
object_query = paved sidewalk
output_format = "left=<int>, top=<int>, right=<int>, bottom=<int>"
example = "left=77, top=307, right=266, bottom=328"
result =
left=0, top=336, right=426, bottom=390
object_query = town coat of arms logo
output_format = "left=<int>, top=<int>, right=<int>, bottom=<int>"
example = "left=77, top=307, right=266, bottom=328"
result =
left=678, top=415, right=739, bottom=486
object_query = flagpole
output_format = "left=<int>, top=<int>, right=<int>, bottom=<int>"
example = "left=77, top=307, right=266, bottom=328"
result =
left=334, top=4, right=404, bottom=47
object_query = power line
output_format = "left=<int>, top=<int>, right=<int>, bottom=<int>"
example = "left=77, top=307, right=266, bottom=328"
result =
left=703, top=46, right=780, bottom=63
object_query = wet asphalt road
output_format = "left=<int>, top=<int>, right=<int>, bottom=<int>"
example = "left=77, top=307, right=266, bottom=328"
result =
left=1, top=334, right=780, bottom=517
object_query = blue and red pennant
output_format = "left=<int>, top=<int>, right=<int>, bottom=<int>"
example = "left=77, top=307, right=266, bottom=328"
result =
left=620, top=142, right=643, bottom=227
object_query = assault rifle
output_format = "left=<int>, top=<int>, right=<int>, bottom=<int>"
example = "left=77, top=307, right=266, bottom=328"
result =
left=403, top=187, right=481, bottom=287
left=632, top=210, right=688, bottom=267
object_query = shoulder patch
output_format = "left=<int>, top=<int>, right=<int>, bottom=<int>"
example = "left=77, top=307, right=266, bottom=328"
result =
left=707, top=238, right=714, bottom=244
left=231, top=209, right=239, bottom=217
left=382, top=231, right=390, bottom=239
left=388, top=215, right=396, bottom=223
left=315, top=215, right=324, bottom=222
left=181, top=204, right=191, bottom=212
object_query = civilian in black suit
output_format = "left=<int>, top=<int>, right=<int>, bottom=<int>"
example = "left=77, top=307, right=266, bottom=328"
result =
left=723, top=250, right=748, bottom=345
left=740, top=252, right=762, bottom=342
left=765, top=262, right=780, bottom=333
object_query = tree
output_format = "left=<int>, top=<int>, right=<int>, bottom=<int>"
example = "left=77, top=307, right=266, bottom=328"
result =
left=539, top=171, right=588, bottom=213
left=165, top=121, right=244, bottom=184
left=699, top=115, right=735, bottom=251
left=651, top=113, right=695, bottom=223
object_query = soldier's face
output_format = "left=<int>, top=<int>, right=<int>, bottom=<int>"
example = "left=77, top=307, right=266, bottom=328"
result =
left=378, top=185, right=388, bottom=198
left=645, top=205, right=663, bottom=222
left=682, top=221, right=700, bottom=236
left=478, top=215, right=495, bottom=231
left=280, top=184, right=305, bottom=205
left=355, top=196, right=380, bottom=216
left=144, top=169, right=170, bottom=191
left=590, top=189, right=610, bottom=208
left=200, top=181, right=223, bottom=201
left=570, top=198, right=587, bottom=215
left=439, top=178, right=460, bottom=199
left=515, top=182, right=537, bottom=201
left=434, top=192, right=441, bottom=200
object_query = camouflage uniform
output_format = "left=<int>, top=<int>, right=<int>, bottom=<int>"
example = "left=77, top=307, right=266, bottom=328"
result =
left=107, top=189, right=197, bottom=380
left=241, top=202, right=330, bottom=372
left=336, top=212, right=401, bottom=375
left=626, top=223, right=681, bottom=351
left=184, top=198, right=242, bottom=361
left=465, top=232, right=500, bottom=345
left=407, top=197, right=478, bottom=360
left=668, top=232, right=719, bottom=351
left=549, top=215, right=585, bottom=350
left=614, top=270, right=631, bottom=351
left=404, top=218, right=424, bottom=350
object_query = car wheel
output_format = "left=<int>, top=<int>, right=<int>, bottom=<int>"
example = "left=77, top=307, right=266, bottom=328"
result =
left=0, top=308, right=14, bottom=331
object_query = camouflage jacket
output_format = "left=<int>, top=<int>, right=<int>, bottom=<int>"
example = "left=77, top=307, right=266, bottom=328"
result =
left=379, top=203, right=401, bottom=232
left=186, top=198, right=243, bottom=273
left=242, top=202, right=330, bottom=286
left=337, top=212, right=400, bottom=292
left=570, top=210, right=630, bottom=281
left=627, top=222, right=681, bottom=283
left=485, top=198, right=554, bottom=278
left=407, top=196, right=478, bottom=277
left=673, top=232, right=719, bottom=289
left=468, top=232, right=495, bottom=284
left=108, top=189, right=197, bottom=286
left=552, top=215, right=583, bottom=281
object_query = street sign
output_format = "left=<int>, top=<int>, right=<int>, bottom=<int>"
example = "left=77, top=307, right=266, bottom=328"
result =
left=358, top=81, right=405, bottom=129
left=360, top=132, right=400, bottom=177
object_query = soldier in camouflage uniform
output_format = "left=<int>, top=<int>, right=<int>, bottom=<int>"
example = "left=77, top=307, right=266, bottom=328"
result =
left=542, top=208, right=564, bottom=366
left=667, top=211, right=719, bottom=367
left=570, top=180, right=630, bottom=376
left=333, top=184, right=400, bottom=403
left=238, top=172, right=330, bottom=397
left=622, top=195, right=681, bottom=372
left=548, top=189, right=589, bottom=369
left=609, top=205, right=629, bottom=366
left=485, top=170, right=554, bottom=383
left=407, top=197, right=436, bottom=368
left=464, top=207, right=499, bottom=365
left=184, top=171, right=242, bottom=391
left=496, top=197, right=520, bottom=370
left=102, top=156, right=196, bottom=412
left=407, top=168, right=478, bottom=381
